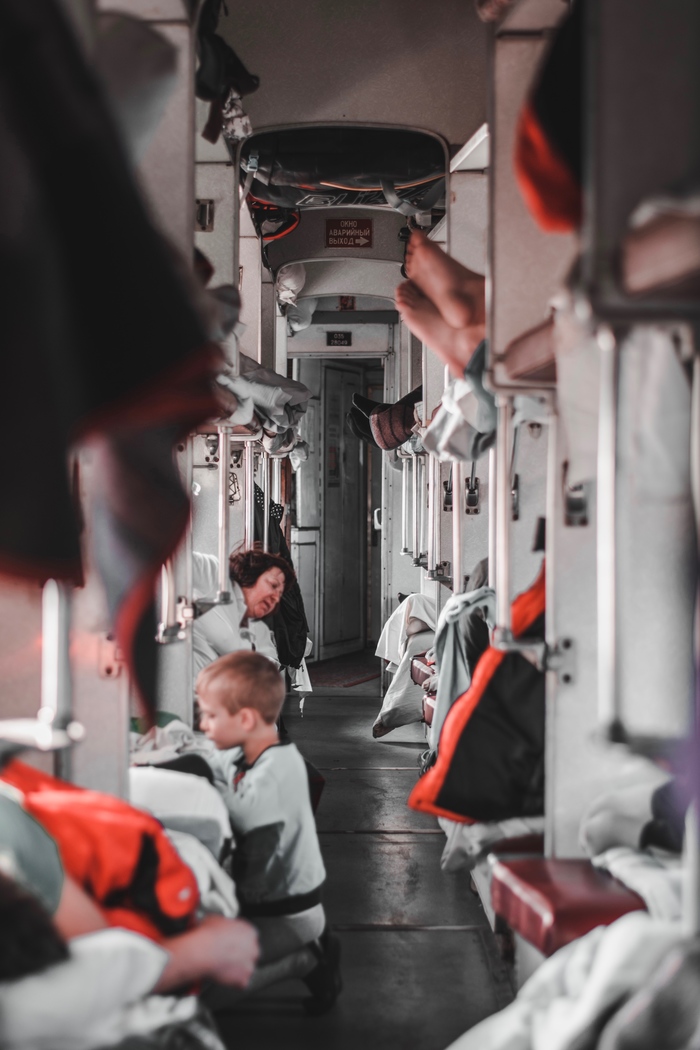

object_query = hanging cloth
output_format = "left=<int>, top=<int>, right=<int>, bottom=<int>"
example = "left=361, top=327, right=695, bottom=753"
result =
left=0, top=0, right=225, bottom=721
left=409, top=565, right=546, bottom=824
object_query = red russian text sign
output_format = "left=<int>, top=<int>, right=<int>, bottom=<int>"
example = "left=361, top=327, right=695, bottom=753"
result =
left=325, top=218, right=373, bottom=248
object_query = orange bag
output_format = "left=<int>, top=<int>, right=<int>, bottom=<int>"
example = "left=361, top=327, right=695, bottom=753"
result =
left=2, top=761, right=199, bottom=941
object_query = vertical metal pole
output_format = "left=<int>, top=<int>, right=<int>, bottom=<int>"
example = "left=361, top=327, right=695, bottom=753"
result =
left=452, top=459, right=464, bottom=594
left=427, top=455, right=436, bottom=573
left=488, top=446, right=497, bottom=589
left=684, top=353, right=700, bottom=935
left=401, top=458, right=410, bottom=554
left=160, top=562, right=176, bottom=630
left=244, top=441, right=255, bottom=549
left=271, top=457, right=282, bottom=505
left=596, top=326, right=619, bottom=733
left=183, top=435, right=194, bottom=721
left=41, top=580, right=73, bottom=780
left=217, top=427, right=231, bottom=601
left=433, top=458, right=442, bottom=572
left=419, top=457, right=427, bottom=563
left=262, top=452, right=270, bottom=552
left=495, top=398, right=512, bottom=638
left=412, top=455, right=420, bottom=565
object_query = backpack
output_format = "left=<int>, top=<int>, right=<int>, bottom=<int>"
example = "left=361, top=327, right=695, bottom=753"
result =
left=2, top=761, right=199, bottom=941
left=408, top=566, right=546, bottom=824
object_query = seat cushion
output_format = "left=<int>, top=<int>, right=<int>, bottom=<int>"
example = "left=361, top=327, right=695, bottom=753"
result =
left=491, top=857, right=646, bottom=957
left=411, top=654, right=433, bottom=687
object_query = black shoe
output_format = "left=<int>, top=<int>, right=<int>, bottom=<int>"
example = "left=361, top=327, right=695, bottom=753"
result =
left=352, top=392, right=388, bottom=418
left=302, top=928, right=342, bottom=1015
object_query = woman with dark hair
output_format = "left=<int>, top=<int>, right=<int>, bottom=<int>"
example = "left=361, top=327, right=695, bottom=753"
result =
left=192, top=546, right=296, bottom=677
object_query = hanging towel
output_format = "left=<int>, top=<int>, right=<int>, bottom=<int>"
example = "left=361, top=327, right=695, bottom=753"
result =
left=429, top=585, right=495, bottom=750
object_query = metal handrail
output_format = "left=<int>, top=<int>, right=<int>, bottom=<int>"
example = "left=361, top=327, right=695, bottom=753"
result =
left=401, top=457, right=411, bottom=555
left=261, top=450, right=271, bottom=552
left=245, top=440, right=255, bottom=550
left=216, top=426, right=233, bottom=603
left=596, top=325, right=620, bottom=736
left=452, top=458, right=464, bottom=594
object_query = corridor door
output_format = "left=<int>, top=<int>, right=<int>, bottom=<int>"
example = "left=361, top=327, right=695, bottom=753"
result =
left=320, top=365, right=365, bottom=659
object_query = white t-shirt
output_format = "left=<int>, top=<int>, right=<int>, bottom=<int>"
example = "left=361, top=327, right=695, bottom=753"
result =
left=191, top=552, right=279, bottom=677
left=221, top=741, right=325, bottom=911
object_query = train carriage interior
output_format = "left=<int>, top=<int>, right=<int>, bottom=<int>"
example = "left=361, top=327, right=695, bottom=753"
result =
left=2, top=0, right=700, bottom=1048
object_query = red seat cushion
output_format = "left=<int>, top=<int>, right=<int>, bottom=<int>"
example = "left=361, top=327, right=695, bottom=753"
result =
left=411, top=655, right=433, bottom=687
left=491, top=857, right=646, bottom=957
left=422, top=692, right=436, bottom=725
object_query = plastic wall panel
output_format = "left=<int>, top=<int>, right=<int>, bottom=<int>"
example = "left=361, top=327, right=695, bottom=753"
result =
left=219, top=0, right=487, bottom=149
left=615, top=331, right=695, bottom=740
left=238, top=233, right=262, bottom=361
left=490, top=35, right=576, bottom=380
left=195, top=163, right=237, bottom=285
left=133, top=22, right=196, bottom=252
left=544, top=412, right=663, bottom=857
left=191, top=435, right=247, bottom=560
left=0, top=581, right=43, bottom=720
left=449, top=172, right=488, bottom=277
left=290, top=323, right=392, bottom=359
left=584, top=0, right=700, bottom=312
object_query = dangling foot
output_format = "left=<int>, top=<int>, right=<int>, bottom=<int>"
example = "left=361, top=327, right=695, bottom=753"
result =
left=395, top=280, right=484, bottom=379
left=405, top=230, right=486, bottom=331
left=372, top=718, right=394, bottom=739
left=302, top=928, right=342, bottom=1016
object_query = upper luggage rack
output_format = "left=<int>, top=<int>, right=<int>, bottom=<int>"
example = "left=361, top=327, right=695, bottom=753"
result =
left=234, top=124, right=449, bottom=235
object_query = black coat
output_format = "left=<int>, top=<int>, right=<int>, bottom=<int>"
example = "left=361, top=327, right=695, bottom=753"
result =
left=253, top=486, right=309, bottom=668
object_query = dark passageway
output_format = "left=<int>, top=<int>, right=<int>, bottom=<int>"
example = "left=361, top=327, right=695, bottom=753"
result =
left=214, top=678, right=513, bottom=1050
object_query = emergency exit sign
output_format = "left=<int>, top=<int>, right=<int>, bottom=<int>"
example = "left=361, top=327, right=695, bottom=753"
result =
left=326, top=218, right=373, bottom=248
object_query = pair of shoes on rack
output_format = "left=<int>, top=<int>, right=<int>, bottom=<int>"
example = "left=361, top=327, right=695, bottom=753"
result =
left=302, top=927, right=342, bottom=1016
left=345, top=388, right=422, bottom=451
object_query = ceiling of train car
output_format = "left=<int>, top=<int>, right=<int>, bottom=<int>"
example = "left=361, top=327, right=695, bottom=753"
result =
left=218, top=0, right=489, bottom=150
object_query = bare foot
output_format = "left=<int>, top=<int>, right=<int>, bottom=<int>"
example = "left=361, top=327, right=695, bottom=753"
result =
left=405, top=230, right=486, bottom=331
left=396, top=280, right=484, bottom=378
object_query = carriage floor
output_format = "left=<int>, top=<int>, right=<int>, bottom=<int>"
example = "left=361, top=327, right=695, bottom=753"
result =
left=214, top=676, right=514, bottom=1050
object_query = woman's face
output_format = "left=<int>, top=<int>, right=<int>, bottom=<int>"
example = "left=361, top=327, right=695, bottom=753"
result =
left=241, top=567, right=286, bottom=620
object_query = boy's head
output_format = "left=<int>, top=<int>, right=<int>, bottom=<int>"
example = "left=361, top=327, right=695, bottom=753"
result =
left=196, top=651, right=285, bottom=750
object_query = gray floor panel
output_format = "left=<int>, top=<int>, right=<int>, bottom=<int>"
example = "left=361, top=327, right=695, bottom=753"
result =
left=315, top=768, right=436, bottom=831
left=214, top=929, right=513, bottom=1050
left=216, top=672, right=514, bottom=1048
left=284, top=692, right=428, bottom=769
left=320, top=833, right=488, bottom=927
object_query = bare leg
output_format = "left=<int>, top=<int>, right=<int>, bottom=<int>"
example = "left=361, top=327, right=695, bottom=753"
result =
left=395, top=280, right=484, bottom=379
left=405, top=230, right=486, bottom=331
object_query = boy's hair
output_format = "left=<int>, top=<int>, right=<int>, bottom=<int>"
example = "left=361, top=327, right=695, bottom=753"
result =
left=198, top=651, right=285, bottom=724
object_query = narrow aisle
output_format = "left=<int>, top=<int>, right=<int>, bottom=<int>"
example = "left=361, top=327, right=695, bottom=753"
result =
left=216, top=682, right=513, bottom=1050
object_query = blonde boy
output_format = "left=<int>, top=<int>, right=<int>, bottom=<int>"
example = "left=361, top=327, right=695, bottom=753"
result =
left=196, top=651, right=341, bottom=1013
